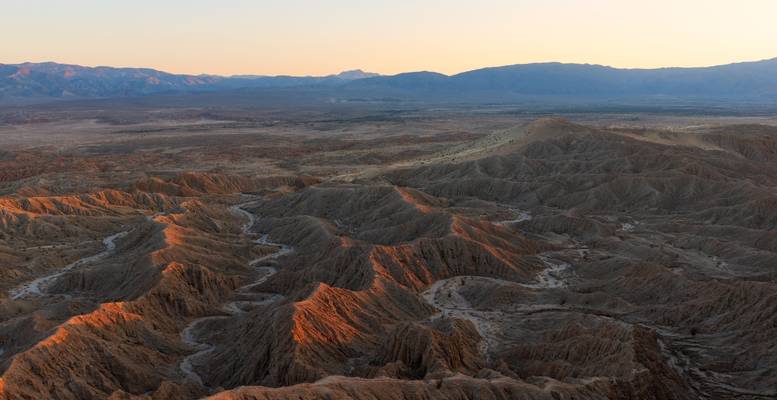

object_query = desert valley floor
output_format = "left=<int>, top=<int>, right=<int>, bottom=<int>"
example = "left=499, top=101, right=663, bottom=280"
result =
left=0, top=108, right=776, bottom=399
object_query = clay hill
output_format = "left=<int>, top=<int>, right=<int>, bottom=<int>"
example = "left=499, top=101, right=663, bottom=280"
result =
left=0, top=113, right=776, bottom=400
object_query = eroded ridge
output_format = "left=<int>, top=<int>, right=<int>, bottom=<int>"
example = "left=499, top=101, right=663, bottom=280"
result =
left=3, top=116, right=777, bottom=399
left=179, top=200, right=294, bottom=386
left=10, top=230, right=130, bottom=299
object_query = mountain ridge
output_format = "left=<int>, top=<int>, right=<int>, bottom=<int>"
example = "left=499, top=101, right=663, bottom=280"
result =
left=348, top=57, right=777, bottom=96
left=0, top=62, right=381, bottom=103
left=4, top=58, right=777, bottom=104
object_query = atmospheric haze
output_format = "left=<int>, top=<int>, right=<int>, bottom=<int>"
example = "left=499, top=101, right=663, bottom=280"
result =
left=2, top=0, right=777, bottom=75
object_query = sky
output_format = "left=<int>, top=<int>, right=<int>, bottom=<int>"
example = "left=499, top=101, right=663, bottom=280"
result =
left=2, top=0, right=777, bottom=76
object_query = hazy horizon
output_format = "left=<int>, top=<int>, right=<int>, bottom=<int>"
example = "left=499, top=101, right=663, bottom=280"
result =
left=3, top=0, right=777, bottom=76
left=4, top=55, right=777, bottom=78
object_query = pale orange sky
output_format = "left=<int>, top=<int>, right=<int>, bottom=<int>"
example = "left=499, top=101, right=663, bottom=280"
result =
left=2, top=0, right=777, bottom=76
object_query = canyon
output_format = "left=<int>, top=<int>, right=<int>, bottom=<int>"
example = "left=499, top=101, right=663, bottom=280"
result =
left=0, top=108, right=776, bottom=399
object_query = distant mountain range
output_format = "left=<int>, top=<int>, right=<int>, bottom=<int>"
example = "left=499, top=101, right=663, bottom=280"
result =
left=3, top=58, right=777, bottom=105
left=351, top=59, right=777, bottom=97
left=0, top=62, right=379, bottom=104
left=226, top=69, right=380, bottom=88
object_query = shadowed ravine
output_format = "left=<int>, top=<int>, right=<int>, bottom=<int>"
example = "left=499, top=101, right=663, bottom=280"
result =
left=179, top=199, right=294, bottom=386
left=3, top=116, right=777, bottom=400
left=9, top=230, right=130, bottom=300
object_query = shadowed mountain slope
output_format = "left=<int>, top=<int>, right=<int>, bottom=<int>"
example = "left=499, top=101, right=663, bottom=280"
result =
left=4, top=58, right=777, bottom=105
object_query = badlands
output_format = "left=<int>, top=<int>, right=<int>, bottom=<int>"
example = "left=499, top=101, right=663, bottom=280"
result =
left=0, top=109, right=776, bottom=399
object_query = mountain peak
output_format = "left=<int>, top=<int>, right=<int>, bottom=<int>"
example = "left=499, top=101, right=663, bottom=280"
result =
left=4, top=58, right=777, bottom=105
left=334, top=69, right=380, bottom=80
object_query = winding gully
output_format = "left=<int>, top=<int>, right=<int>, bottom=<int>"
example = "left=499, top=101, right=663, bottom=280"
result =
left=421, top=244, right=576, bottom=364
left=179, top=198, right=294, bottom=386
left=10, top=230, right=130, bottom=300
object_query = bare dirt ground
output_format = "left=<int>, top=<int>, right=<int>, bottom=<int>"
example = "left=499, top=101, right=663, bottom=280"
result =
left=1, top=106, right=776, bottom=399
